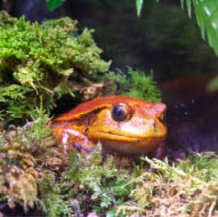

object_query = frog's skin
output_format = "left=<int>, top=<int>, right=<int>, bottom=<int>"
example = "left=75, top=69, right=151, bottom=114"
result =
left=51, top=96, right=167, bottom=158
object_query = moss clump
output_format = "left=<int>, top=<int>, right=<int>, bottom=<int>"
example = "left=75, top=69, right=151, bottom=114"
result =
left=0, top=110, right=65, bottom=211
left=117, top=154, right=218, bottom=217
left=1, top=117, right=218, bottom=217
left=0, top=12, right=110, bottom=122
left=39, top=145, right=132, bottom=217
left=104, top=67, right=161, bottom=103
left=37, top=147, right=218, bottom=217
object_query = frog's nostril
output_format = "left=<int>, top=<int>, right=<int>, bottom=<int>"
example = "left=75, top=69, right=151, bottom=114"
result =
left=153, top=121, right=157, bottom=129
left=147, top=120, right=156, bottom=129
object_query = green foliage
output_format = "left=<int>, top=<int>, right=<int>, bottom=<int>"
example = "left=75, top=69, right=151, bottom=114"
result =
left=0, top=135, right=5, bottom=151
left=117, top=153, right=218, bottom=216
left=181, top=0, right=218, bottom=55
left=0, top=12, right=110, bottom=122
left=1, top=120, right=218, bottom=217
left=136, top=0, right=144, bottom=16
left=39, top=175, right=72, bottom=217
left=28, top=109, right=51, bottom=142
left=208, top=75, right=218, bottom=91
left=67, top=146, right=131, bottom=215
left=0, top=112, right=57, bottom=210
left=178, top=152, right=218, bottom=181
left=45, top=0, right=65, bottom=11
left=105, top=67, right=161, bottom=102
left=136, top=0, right=160, bottom=16
left=8, top=109, right=51, bottom=150
left=40, top=151, right=218, bottom=217
left=39, top=145, right=132, bottom=217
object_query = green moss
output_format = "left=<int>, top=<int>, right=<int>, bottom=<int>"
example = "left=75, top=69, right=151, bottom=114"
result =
left=104, top=67, right=161, bottom=103
left=0, top=12, right=163, bottom=122
left=37, top=148, right=218, bottom=217
left=117, top=154, right=218, bottom=216
left=1, top=119, right=218, bottom=217
left=0, top=12, right=110, bottom=122
left=39, top=145, right=132, bottom=216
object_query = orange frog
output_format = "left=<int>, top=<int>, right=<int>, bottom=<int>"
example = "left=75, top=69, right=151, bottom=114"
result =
left=51, top=96, right=167, bottom=158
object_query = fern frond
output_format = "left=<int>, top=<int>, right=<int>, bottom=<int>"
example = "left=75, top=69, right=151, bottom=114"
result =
left=182, top=0, right=218, bottom=55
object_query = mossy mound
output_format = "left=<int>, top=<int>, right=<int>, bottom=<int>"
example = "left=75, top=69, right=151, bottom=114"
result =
left=1, top=119, right=218, bottom=217
left=0, top=12, right=110, bottom=122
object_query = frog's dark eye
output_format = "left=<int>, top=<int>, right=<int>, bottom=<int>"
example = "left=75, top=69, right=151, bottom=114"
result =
left=111, top=103, right=132, bottom=122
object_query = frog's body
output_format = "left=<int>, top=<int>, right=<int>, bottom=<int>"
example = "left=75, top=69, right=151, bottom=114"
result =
left=51, top=96, right=167, bottom=157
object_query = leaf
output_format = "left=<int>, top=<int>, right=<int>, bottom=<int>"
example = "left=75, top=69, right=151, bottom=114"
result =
left=181, top=0, right=185, bottom=10
left=181, top=0, right=218, bottom=55
left=208, top=75, right=218, bottom=91
left=45, top=0, right=65, bottom=11
left=186, top=0, right=192, bottom=17
left=136, top=0, right=144, bottom=16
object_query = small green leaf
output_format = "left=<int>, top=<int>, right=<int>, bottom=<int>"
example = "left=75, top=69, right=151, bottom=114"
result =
left=208, top=76, right=218, bottom=91
left=136, top=0, right=144, bottom=16
left=181, top=0, right=185, bottom=10
left=45, top=0, right=65, bottom=11
left=186, top=0, right=192, bottom=17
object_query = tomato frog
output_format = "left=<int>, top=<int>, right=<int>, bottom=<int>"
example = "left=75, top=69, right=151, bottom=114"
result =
left=51, top=96, right=167, bottom=158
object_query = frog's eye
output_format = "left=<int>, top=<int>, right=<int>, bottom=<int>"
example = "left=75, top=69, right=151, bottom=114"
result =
left=111, top=103, right=132, bottom=122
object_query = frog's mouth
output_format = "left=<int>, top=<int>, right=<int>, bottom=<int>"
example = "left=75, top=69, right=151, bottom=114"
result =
left=94, top=131, right=166, bottom=154
left=95, top=131, right=166, bottom=141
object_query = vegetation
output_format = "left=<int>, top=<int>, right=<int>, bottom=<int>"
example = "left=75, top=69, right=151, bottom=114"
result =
left=1, top=120, right=217, bottom=217
left=45, top=0, right=65, bottom=11
left=0, top=6, right=217, bottom=217
left=0, top=12, right=164, bottom=216
left=0, top=12, right=161, bottom=123
left=0, top=110, right=60, bottom=211
left=137, top=0, right=218, bottom=57
left=43, top=0, right=218, bottom=91
left=181, top=0, right=218, bottom=56
left=45, top=0, right=218, bottom=56
left=117, top=153, right=218, bottom=216
left=41, top=151, right=218, bottom=216
left=40, top=146, right=132, bottom=217
left=104, top=67, right=161, bottom=103
left=0, top=12, right=110, bottom=122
